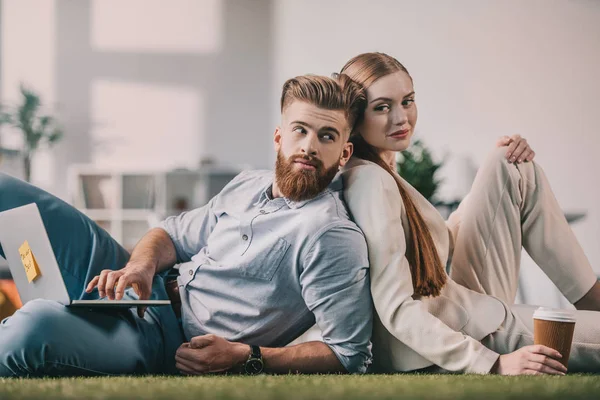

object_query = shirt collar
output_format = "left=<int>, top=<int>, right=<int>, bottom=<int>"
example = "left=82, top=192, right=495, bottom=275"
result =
left=260, top=172, right=343, bottom=210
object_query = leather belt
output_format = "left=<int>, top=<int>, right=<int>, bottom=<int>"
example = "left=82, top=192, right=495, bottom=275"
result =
left=165, top=278, right=182, bottom=319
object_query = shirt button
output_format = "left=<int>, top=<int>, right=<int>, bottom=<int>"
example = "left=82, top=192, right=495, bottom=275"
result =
left=260, top=210, right=266, bottom=214
left=242, top=234, right=248, bottom=241
left=188, top=270, right=193, bottom=276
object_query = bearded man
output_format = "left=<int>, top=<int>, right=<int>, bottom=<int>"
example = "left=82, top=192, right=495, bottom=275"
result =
left=0, top=74, right=373, bottom=377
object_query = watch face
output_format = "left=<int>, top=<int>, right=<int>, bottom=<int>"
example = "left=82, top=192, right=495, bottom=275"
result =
left=245, top=359, right=264, bottom=375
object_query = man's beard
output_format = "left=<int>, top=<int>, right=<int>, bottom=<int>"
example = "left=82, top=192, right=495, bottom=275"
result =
left=275, top=151, right=340, bottom=202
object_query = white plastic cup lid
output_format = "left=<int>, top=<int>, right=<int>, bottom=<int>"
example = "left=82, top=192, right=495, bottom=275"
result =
left=533, top=307, right=576, bottom=323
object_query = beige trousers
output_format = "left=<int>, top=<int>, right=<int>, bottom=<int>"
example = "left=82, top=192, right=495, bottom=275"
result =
left=449, top=147, right=600, bottom=372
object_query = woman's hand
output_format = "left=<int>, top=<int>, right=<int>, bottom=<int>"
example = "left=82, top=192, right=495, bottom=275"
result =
left=491, top=345, right=567, bottom=375
left=496, top=134, right=535, bottom=164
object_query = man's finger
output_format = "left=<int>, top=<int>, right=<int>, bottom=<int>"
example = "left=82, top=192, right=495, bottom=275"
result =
left=132, top=282, right=150, bottom=301
left=137, top=306, right=147, bottom=319
left=175, top=359, right=198, bottom=375
left=97, top=270, right=111, bottom=298
left=175, top=353, right=207, bottom=373
left=190, top=335, right=214, bottom=349
left=131, top=282, right=151, bottom=318
left=85, top=276, right=100, bottom=293
left=105, top=271, right=122, bottom=300
left=176, top=353, right=227, bottom=374
left=175, top=363, right=193, bottom=375
left=114, top=273, right=132, bottom=301
left=175, top=354, right=201, bottom=370
left=176, top=346, right=204, bottom=363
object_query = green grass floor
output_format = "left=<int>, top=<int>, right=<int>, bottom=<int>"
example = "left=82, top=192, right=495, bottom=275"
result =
left=1, top=374, right=599, bottom=400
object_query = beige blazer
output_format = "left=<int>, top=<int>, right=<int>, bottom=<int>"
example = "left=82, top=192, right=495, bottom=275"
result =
left=341, top=158, right=506, bottom=374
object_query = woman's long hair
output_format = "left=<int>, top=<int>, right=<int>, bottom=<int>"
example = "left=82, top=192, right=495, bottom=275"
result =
left=341, top=52, right=447, bottom=297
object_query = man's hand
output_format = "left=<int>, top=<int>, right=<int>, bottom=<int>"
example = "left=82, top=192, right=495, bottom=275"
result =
left=491, top=345, right=567, bottom=375
left=175, top=334, right=250, bottom=375
left=85, top=259, right=156, bottom=317
left=496, top=134, right=536, bottom=164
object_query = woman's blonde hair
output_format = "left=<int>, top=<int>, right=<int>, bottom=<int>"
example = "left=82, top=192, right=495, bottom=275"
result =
left=341, top=52, right=447, bottom=297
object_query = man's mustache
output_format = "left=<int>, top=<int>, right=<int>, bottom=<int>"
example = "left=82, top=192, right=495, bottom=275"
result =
left=287, top=154, right=323, bottom=170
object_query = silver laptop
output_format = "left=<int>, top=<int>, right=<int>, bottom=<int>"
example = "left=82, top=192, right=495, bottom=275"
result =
left=0, top=203, right=171, bottom=308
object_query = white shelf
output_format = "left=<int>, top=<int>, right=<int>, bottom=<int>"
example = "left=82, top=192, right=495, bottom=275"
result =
left=120, top=210, right=156, bottom=219
left=68, top=164, right=248, bottom=251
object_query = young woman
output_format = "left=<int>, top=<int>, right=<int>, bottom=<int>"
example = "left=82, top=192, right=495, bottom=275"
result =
left=340, top=52, right=600, bottom=375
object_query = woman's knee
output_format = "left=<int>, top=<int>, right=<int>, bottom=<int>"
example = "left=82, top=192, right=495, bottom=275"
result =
left=482, top=146, right=536, bottom=185
left=484, top=147, right=519, bottom=170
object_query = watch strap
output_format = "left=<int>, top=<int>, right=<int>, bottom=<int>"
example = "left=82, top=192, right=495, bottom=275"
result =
left=249, top=345, right=261, bottom=359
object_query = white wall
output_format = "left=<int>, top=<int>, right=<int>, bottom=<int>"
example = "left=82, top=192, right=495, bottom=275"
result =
left=274, top=0, right=600, bottom=293
left=1, top=0, right=274, bottom=199
left=1, top=0, right=57, bottom=190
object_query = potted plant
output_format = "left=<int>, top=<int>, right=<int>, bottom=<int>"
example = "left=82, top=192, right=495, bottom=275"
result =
left=396, top=139, right=444, bottom=204
left=0, top=85, right=63, bottom=182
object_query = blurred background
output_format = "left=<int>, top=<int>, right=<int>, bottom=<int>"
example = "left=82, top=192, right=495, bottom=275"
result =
left=1, top=0, right=599, bottom=309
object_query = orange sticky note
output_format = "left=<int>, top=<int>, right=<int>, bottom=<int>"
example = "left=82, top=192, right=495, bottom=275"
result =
left=18, top=241, right=42, bottom=283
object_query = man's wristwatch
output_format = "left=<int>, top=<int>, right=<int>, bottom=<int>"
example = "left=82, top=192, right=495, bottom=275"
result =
left=244, top=345, right=264, bottom=375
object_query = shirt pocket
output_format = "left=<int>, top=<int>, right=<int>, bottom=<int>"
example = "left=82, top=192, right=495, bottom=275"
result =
left=239, top=236, right=290, bottom=281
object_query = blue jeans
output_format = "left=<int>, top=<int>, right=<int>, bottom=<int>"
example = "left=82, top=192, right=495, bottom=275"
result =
left=0, top=173, right=185, bottom=376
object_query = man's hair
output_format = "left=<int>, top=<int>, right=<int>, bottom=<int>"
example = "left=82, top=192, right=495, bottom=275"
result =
left=280, top=74, right=367, bottom=133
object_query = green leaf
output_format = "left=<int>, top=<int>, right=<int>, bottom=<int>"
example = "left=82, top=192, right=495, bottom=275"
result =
left=39, top=115, right=53, bottom=128
left=0, top=111, right=12, bottom=125
left=48, top=129, right=63, bottom=144
left=396, top=139, right=444, bottom=202
left=2, top=84, right=64, bottom=154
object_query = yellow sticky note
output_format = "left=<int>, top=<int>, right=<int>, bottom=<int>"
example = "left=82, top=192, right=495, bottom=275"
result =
left=18, top=240, right=42, bottom=283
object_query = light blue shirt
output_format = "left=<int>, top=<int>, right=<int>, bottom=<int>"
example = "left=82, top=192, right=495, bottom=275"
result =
left=159, top=170, right=373, bottom=373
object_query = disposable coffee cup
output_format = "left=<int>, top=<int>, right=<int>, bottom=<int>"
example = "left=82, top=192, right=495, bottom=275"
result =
left=533, top=307, right=576, bottom=367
